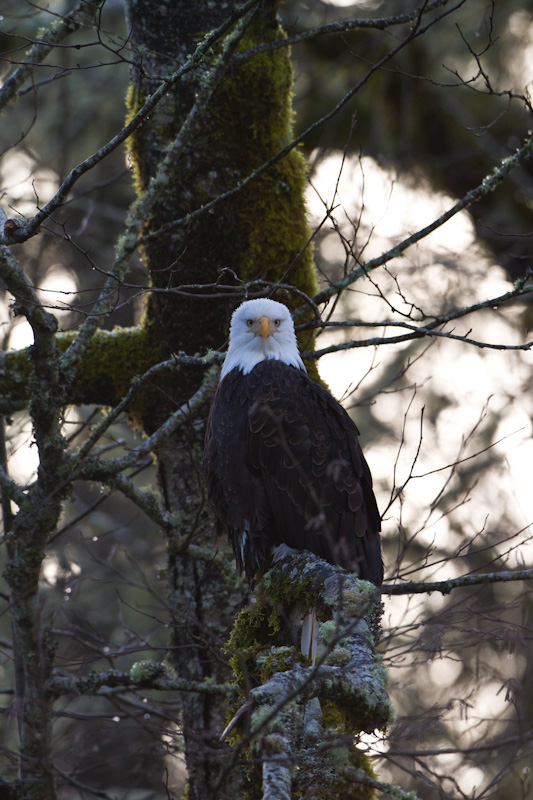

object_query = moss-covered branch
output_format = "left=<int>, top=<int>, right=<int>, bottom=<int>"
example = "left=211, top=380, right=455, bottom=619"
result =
left=225, top=553, right=393, bottom=799
left=45, top=663, right=236, bottom=699
left=0, top=327, right=162, bottom=412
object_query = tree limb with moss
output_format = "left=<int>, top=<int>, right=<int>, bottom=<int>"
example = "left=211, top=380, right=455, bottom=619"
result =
left=223, top=554, right=392, bottom=799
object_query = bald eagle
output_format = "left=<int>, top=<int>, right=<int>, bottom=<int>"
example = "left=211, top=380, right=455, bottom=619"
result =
left=204, top=298, right=382, bottom=592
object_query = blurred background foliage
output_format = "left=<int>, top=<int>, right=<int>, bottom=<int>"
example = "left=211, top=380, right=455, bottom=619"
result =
left=1, top=0, right=532, bottom=797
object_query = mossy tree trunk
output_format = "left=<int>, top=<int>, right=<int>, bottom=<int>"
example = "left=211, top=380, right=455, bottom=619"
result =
left=125, top=0, right=317, bottom=419
left=123, top=2, right=319, bottom=797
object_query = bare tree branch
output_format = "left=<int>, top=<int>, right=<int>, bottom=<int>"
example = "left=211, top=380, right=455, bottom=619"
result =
left=0, top=0, right=106, bottom=111
left=306, top=134, right=533, bottom=314
left=384, top=568, right=533, bottom=596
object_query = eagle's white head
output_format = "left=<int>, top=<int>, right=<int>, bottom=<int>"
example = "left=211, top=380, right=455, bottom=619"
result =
left=220, top=298, right=306, bottom=379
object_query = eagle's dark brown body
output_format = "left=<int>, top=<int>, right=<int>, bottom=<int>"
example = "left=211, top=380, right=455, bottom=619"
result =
left=205, top=359, right=383, bottom=586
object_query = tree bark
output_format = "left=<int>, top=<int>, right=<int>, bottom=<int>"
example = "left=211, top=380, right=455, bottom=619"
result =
left=2, top=255, right=63, bottom=799
left=123, top=2, right=319, bottom=797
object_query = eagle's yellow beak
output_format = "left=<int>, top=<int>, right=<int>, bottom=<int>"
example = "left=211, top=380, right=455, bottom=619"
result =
left=257, top=316, right=271, bottom=340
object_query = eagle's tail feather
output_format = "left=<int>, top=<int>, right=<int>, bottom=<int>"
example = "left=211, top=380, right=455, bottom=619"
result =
left=301, top=608, right=320, bottom=664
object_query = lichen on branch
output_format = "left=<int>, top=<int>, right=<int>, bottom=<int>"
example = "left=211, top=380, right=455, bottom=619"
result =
left=225, top=553, right=393, bottom=799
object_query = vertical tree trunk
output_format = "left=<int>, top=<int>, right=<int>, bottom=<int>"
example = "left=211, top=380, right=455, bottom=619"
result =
left=162, top=427, right=245, bottom=799
left=3, top=285, right=63, bottom=799
left=123, top=2, right=318, bottom=796
left=125, top=0, right=317, bottom=418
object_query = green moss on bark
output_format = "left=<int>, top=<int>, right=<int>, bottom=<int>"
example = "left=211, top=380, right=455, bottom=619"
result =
left=124, top=5, right=320, bottom=418
left=0, top=345, right=33, bottom=409
left=1, top=327, right=164, bottom=423
left=225, top=565, right=320, bottom=690
left=57, top=327, right=163, bottom=416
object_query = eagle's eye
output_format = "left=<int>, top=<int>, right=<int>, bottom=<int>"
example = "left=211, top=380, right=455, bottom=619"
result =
left=246, top=319, right=254, bottom=327
left=274, top=319, right=280, bottom=326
